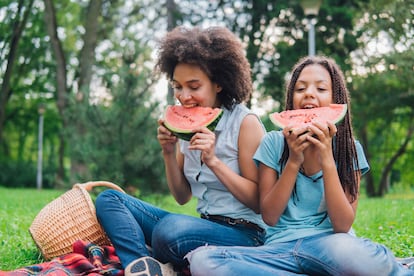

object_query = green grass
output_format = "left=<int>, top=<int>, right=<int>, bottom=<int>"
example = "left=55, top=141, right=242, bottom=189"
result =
left=0, top=186, right=413, bottom=271
left=0, top=187, right=63, bottom=270
left=353, top=192, right=414, bottom=257
left=0, top=186, right=197, bottom=271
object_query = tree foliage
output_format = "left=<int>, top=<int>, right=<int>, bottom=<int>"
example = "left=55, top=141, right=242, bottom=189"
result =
left=349, top=0, right=414, bottom=196
left=65, top=42, right=166, bottom=192
left=352, top=51, right=414, bottom=196
left=0, top=0, right=413, bottom=195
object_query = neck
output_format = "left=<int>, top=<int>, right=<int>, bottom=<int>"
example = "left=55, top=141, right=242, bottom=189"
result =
left=302, top=147, right=321, bottom=176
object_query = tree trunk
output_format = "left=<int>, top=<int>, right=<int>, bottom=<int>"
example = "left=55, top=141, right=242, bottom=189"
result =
left=55, top=132, right=66, bottom=188
left=44, top=0, right=103, bottom=183
left=378, top=120, right=414, bottom=196
left=69, top=0, right=102, bottom=181
left=166, top=0, right=177, bottom=104
left=0, top=0, right=34, bottom=143
left=78, top=0, right=102, bottom=97
left=44, top=0, right=68, bottom=115
left=43, top=0, right=68, bottom=183
left=365, top=170, right=377, bottom=197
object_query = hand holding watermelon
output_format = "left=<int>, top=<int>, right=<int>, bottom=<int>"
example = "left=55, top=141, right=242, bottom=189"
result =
left=283, top=119, right=338, bottom=167
left=157, top=118, right=179, bottom=155
left=188, top=126, right=218, bottom=166
left=283, top=126, right=311, bottom=165
left=305, top=120, right=337, bottom=162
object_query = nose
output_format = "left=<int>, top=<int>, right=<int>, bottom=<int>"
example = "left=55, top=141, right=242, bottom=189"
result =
left=304, top=85, right=317, bottom=97
left=176, top=89, right=191, bottom=101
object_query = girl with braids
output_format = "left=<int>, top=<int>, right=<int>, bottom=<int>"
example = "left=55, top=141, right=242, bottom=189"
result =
left=187, top=56, right=414, bottom=276
left=96, top=26, right=267, bottom=276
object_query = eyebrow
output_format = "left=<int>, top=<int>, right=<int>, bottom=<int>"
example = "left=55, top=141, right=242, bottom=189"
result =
left=172, top=79, right=201, bottom=85
left=296, top=79, right=329, bottom=84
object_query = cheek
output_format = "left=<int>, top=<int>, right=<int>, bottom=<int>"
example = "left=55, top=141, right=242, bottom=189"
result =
left=292, top=95, right=302, bottom=109
left=321, top=94, right=333, bottom=105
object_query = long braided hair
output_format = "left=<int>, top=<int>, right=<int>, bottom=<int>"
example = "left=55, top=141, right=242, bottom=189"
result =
left=280, top=56, right=359, bottom=202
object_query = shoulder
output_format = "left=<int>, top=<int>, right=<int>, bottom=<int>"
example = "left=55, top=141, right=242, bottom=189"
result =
left=257, top=131, right=285, bottom=154
left=238, top=105, right=265, bottom=139
left=239, top=116, right=265, bottom=149
left=232, top=104, right=264, bottom=128
left=253, top=130, right=284, bottom=170
left=264, top=130, right=284, bottom=142
left=240, top=113, right=264, bottom=131
left=230, top=104, right=250, bottom=116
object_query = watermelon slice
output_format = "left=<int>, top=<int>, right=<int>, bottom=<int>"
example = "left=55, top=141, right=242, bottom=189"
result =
left=163, top=105, right=223, bottom=141
left=269, top=104, right=347, bottom=130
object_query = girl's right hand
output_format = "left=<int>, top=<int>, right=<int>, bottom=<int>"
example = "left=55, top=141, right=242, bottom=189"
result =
left=157, top=118, right=178, bottom=154
left=283, top=126, right=311, bottom=166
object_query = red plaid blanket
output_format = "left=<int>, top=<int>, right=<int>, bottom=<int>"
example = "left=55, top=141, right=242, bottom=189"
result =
left=0, top=240, right=123, bottom=276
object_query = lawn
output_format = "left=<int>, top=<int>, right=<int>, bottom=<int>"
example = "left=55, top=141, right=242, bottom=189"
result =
left=0, top=185, right=413, bottom=271
left=353, top=191, right=414, bottom=257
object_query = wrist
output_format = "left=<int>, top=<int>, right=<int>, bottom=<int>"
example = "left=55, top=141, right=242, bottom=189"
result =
left=285, top=159, right=301, bottom=172
left=205, top=156, right=220, bottom=169
left=162, top=149, right=175, bottom=158
left=321, top=156, right=336, bottom=170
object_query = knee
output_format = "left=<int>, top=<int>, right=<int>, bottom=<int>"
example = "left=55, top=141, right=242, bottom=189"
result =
left=186, top=246, right=217, bottom=276
left=95, top=190, right=122, bottom=215
left=322, top=234, right=397, bottom=275
left=152, top=214, right=188, bottom=246
left=323, top=233, right=361, bottom=258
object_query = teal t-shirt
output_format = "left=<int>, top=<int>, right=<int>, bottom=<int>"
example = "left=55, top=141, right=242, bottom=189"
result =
left=253, top=131, right=369, bottom=244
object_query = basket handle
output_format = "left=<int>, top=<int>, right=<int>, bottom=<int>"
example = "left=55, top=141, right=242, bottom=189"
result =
left=73, top=181, right=125, bottom=193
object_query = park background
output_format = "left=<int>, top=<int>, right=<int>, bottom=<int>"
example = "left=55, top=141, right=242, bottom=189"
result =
left=1, top=0, right=413, bottom=197
left=0, top=0, right=413, bottom=270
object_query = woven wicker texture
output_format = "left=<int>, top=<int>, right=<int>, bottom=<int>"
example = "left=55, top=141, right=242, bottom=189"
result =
left=29, top=181, right=125, bottom=260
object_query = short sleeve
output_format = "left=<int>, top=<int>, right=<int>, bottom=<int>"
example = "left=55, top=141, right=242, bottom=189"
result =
left=355, top=140, right=370, bottom=175
left=253, top=131, right=285, bottom=174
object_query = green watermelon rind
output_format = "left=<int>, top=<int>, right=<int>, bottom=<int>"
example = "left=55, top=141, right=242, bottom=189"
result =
left=163, top=106, right=223, bottom=141
left=269, top=104, right=348, bottom=130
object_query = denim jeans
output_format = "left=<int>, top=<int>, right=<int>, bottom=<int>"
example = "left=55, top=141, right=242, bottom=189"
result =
left=95, top=190, right=265, bottom=269
left=187, top=232, right=414, bottom=276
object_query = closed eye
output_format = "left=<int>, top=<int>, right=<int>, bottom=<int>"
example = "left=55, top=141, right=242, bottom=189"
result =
left=189, top=85, right=200, bottom=91
left=172, top=85, right=182, bottom=91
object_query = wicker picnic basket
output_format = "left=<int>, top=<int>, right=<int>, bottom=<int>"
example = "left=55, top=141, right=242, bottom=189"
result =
left=29, top=181, right=125, bottom=260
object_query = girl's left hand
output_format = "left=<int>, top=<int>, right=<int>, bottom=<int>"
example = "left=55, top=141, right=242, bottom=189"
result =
left=188, top=126, right=217, bottom=165
left=307, top=120, right=337, bottom=155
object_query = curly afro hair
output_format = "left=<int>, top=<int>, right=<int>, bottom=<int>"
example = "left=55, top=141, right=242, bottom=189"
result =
left=155, top=26, right=252, bottom=110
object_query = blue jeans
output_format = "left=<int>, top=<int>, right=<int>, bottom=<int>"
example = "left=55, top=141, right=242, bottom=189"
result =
left=187, top=232, right=414, bottom=276
left=95, top=190, right=265, bottom=269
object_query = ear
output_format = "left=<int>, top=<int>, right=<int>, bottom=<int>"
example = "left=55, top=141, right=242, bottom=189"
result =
left=215, top=84, right=223, bottom=93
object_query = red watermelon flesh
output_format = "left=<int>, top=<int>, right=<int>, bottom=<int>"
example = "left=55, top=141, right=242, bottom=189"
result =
left=163, top=105, right=223, bottom=141
left=269, top=104, right=347, bottom=130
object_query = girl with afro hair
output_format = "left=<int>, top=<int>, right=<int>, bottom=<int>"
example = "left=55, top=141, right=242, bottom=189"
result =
left=96, top=26, right=267, bottom=276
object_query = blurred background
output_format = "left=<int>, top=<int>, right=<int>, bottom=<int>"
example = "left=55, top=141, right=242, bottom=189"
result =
left=0, top=0, right=413, bottom=197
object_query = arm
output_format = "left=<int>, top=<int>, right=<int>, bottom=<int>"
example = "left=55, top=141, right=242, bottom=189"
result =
left=189, top=114, right=264, bottom=213
left=307, top=121, right=358, bottom=232
left=322, top=159, right=359, bottom=232
left=157, top=118, right=192, bottom=205
left=259, top=127, right=309, bottom=226
left=259, top=161, right=300, bottom=226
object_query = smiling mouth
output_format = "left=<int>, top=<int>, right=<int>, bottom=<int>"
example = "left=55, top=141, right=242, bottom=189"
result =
left=302, top=105, right=317, bottom=109
left=181, top=104, right=198, bottom=108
